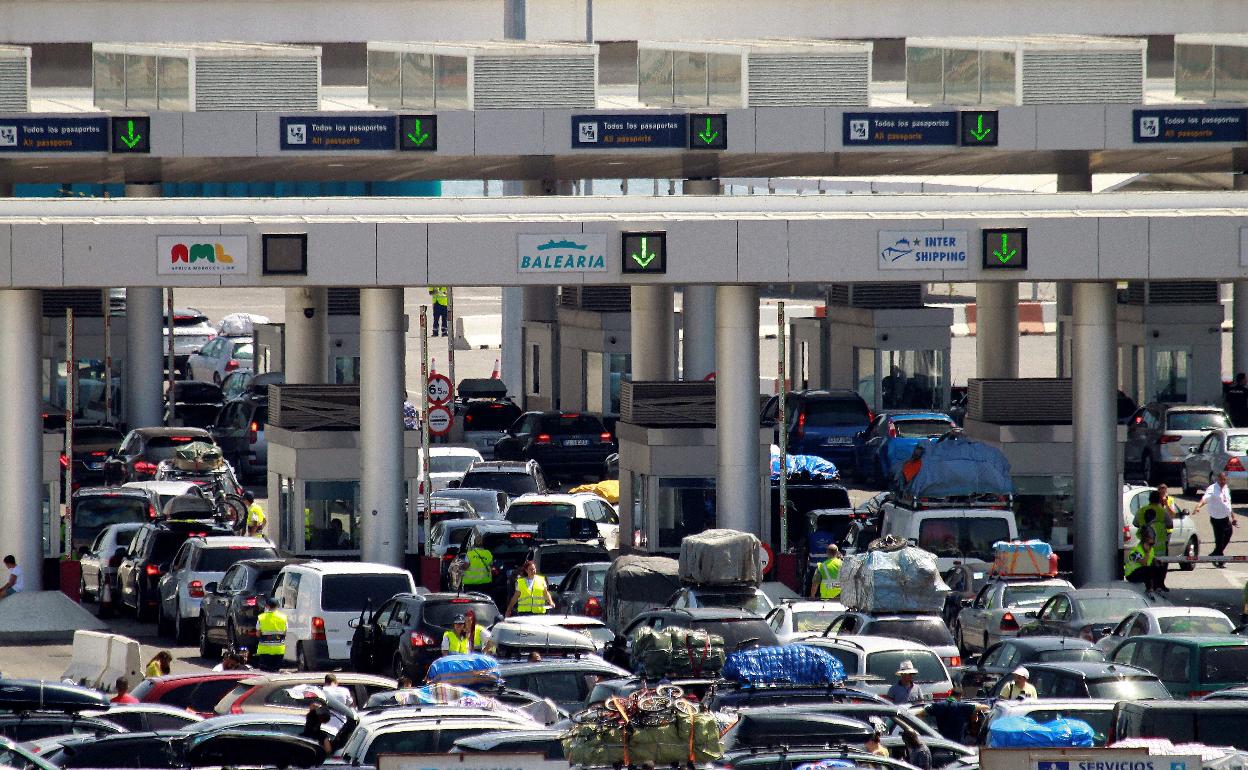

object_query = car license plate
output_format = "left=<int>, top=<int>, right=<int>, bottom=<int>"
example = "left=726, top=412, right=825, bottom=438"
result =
left=564, top=439, right=589, bottom=447
left=824, top=437, right=852, bottom=446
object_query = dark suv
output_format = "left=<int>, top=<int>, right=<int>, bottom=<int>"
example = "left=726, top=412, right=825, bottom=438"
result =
left=492, top=412, right=616, bottom=480
left=456, top=460, right=548, bottom=498
left=115, top=520, right=232, bottom=620
left=762, top=390, right=872, bottom=473
left=69, top=487, right=156, bottom=555
left=200, top=558, right=306, bottom=657
left=104, top=428, right=217, bottom=483
left=211, top=373, right=282, bottom=481
left=350, top=591, right=499, bottom=680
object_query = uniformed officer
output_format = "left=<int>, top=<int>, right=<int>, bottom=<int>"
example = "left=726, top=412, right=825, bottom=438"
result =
left=440, top=614, right=490, bottom=656
left=506, top=560, right=555, bottom=616
left=461, top=543, right=494, bottom=589
left=255, top=596, right=287, bottom=671
left=428, top=286, right=449, bottom=337
left=811, top=544, right=843, bottom=599
left=244, top=492, right=267, bottom=538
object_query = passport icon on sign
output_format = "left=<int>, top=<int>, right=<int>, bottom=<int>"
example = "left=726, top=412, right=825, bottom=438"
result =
left=1038, top=762, right=1069, bottom=770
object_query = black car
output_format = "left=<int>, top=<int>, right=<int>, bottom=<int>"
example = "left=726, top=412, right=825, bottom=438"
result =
left=610, top=608, right=780, bottom=668
left=164, top=382, right=224, bottom=431
left=962, top=636, right=1106, bottom=695
left=116, top=520, right=232, bottom=620
left=720, top=708, right=873, bottom=752
left=350, top=592, right=500, bottom=681
left=69, top=487, right=156, bottom=555
left=0, top=712, right=123, bottom=743
left=984, top=661, right=1171, bottom=700
left=49, top=730, right=324, bottom=769
left=104, top=428, right=217, bottom=484
left=199, top=558, right=307, bottom=657
left=211, top=374, right=281, bottom=481
left=492, top=412, right=616, bottom=480
left=62, top=424, right=124, bottom=492
left=456, top=460, right=548, bottom=498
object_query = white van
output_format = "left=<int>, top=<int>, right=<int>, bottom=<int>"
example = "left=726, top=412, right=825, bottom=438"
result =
left=271, top=561, right=416, bottom=670
left=880, top=501, right=1018, bottom=573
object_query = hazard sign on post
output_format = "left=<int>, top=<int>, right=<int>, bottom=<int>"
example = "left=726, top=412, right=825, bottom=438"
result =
left=427, top=405, right=454, bottom=436
left=426, top=373, right=452, bottom=405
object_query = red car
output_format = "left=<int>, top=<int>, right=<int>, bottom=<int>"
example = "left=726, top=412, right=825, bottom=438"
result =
left=130, top=672, right=254, bottom=717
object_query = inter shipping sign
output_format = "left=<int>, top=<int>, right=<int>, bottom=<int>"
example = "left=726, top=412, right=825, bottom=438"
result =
left=878, top=230, right=969, bottom=270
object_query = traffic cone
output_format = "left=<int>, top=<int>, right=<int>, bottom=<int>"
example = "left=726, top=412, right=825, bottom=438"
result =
left=430, top=358, right=437, bottom=375
left=490, top=359, right=500, bottom=379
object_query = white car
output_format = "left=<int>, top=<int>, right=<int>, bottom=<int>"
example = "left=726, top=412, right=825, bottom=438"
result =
left=79, top=522, right=145, bottom=602
left=953, top=577, right=1074, bottom=654
left=422, top=448, right=485, bottom=492
left=271, top=561, right=417, bottom=670
left=1094, top=606, right=1235, bottom=653
left=123, top=480, right=206, bottom=517
left=765, top=600, right=847, bottom=644
left=188, top=336, right=253, bottom=385
left=504, top=613, right=615, bottom=652
left=822, top=611, right=962, bottom=670
left=1121, top=484, right=1200, bottom=566
left=800, top=635, right=955, bottom=701
left=504, top=493, right=619, bottom=550
left=157, top=535, right=277, bottom=643
left=165, top=308, right=216, bottom=378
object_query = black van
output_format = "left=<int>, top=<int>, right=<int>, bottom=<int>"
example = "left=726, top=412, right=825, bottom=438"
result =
left=1112, top=701, right=1247, bottom=750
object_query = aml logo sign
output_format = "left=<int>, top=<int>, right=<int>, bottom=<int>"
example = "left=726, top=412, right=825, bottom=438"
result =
left=158, top=236, right=249, bottom=275
left=517, top=234, right=608, bottom=273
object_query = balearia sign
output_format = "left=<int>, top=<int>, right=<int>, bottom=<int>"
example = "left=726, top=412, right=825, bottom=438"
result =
left=517, top=234, right=608, bottom=273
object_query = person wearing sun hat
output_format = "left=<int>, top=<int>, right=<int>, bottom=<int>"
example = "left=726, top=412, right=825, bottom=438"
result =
left=887, top=659, right=922, bottom=704
left=999, top=666, right=1038, bottom=700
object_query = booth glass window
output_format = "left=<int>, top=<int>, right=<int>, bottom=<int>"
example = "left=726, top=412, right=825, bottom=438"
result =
left=980, top=49, right=1016, bottom=104
left=854, top=347, right=877, bottom=410
left=585, top=351, right=604, bottom=413
left=43, top=483, right=55, bottom=557
left=656, top=477, right=715, bottom=550
left=304, top=481, right=360, bottom=551
left=639, top=49, right=675, bottom=106
left=434, top=55, right=468, bottom=108
left=278, top=476, right=293, bottom=552
left=1215, top=45, right=1248, bottom=102
left=402, top=52, right=435, bottom=107
left=707, top=53, right=742, bottom=108
left=1175, top=43, right=1214, bottom=100
left=93, top=51, right=126, bottom=109
left=1013, top=475, right=1075, bottom=549
left=880, top=350, right=946, bottom=410
left=367, top=49, right=402, bottom=108
left=609, top=354, right=630, bottom=414
left=630, top=471, right=645, bottom=548
left=1151, top=349, right=1189, bottom=403
left=942, top=48, right=980, bottom=104
left=673, top=51, right=708, bottom=107
left=334, top=356, right=360, bottom=385
left=528, top=344, right=541, bottom=397
left=125, top=54, right=158, bottom=110
left=905, top=46, right=943, bottom=104
left=157, top=56, right=189, bottom=111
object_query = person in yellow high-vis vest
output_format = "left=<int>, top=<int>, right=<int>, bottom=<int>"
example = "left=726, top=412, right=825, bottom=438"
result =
left=461, top=545, right=494, bottom=588
left=244, top=492, right=267, bottom=538
left=811, top=544, right=843, bottom=599
left=428, top=286, right=449, bottom=337
left=506, top=560, right=555, bottom=616
left=1124, top=528, right=1163, bottom=599
left=255, top=596, right=288, bottom=671
left=441, top=614, right=491, bottom=655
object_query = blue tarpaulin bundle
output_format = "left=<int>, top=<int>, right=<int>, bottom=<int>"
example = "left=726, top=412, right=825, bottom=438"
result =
left=901, top=433, right=1012, bottom=498
left=770, top=447, right=840, bottom=482
left=986, top=716, right=1096, bottom=748
left=425, top=653, right=500, bottom=687
left=723, top=644, right=846, bottom=686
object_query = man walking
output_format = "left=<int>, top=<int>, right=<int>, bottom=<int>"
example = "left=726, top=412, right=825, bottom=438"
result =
left=810, top=544, right=842, bottom=599
left=1194, top=471, right=1236, bottom=566
left=428, top=286, right=448, bottom=337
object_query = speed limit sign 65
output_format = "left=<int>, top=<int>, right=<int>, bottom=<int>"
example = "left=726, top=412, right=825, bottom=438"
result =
left=426, top=374, right=452, bottom=405
left=427, top=405, right=454, bottom=436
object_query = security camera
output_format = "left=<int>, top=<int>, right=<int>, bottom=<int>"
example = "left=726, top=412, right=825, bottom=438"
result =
left=303, top=308, right=315, bottom=319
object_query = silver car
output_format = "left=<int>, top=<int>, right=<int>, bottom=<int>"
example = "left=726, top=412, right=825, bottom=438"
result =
left=157, top=535, right=277, bottom=643
left=1124, top=403, right=1230, bottom=484
left=1181, top=428, right=1248, bottom=496
left=79, top=523, right=145, bottom=602
left=953, top=578, right=1073, bottom=655
left=188, top=336, right=254, bottom=386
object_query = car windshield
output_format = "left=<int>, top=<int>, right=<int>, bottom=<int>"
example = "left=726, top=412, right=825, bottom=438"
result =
left=866, top=650, right=946, bottom=683
left=916, top=517, right=1011, bottom=562
left=196, top=546, right=277, bottom=572
left=424, top=600, right=498, bottom=629
left=254, top=569, right=282, bottom=593
left=482, top=532, right=536, bottom=566
left=802, top=399, right=870, bottom=427
left=538, top=415, right=607, bottom=435
left=463, top=402, right=521, bottom=431
left=232, top=343, right=253, bottom=361
left=1023, top=709, right=1112, bottom=745
left=1003, top=585, right=1066, bottom=607
left=866, top=617, right=955, bottom=647
left=507, top=503, right=575, bottom=524
left=75, top=427, right=123, bottom=446
left=1074, top=595, right=1148, bottom=618
left=694, top=591, right=772, bottom=615
left=145, top=435, right=207, bottom=462
left=320, top=574, right=412, bottom=613
left=429, top=455, right=477, bottom=474
left=1037, top=648, right=1107, bottom=664
left=587, top=567, right=607, bottom=592
left=461, top=472, right=539, bottom=497
left=539, top=550, right=608, bottom=576
left=691, top=618, right=778, bottom=651
left=1166, top=411, right=1230, bottom=431
left=435, top=491, right=504, bottom=514
left=74, top=497, right=148, bottom=535
left=794, top=611, right=844, bottom=632
left=1227, top=435, right=1248, bottom=453
left=1087, top=677, right=1170, bottom=700
left=893, top=419, right=954, bottom=438
left=1159, top=616, right=1234, bottom=634
left=1201, top=646, right=1248, bottom=684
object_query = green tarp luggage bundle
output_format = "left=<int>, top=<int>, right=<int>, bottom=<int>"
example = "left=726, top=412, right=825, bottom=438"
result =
left=172, top=441, right=224, bottom=472
left=562, top=711, right=723, bottom=767
left=630, top=625, right=726, bottom=679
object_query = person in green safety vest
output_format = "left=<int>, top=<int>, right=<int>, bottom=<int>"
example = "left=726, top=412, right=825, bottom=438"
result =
left=460, top=544, right=494, bottom=589
left=428, top=286, right=448, bottom=337
left=255, top=596, right=288, bottom=671
left=810, top=544, right=843, bottom=600
left=1124, top=528, right=1163, bottom=599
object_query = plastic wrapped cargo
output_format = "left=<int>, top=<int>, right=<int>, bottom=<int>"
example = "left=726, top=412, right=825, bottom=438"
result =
left=899, top=433, right=1012, bottom=499
left=217, top=312, right=269, bottom=337
left=678, top=529, right=762, bottom=586
left=562, top=711, right=723, bottom=766
left=603, top=555, right=681, bottom=633
left=172, top=441, right=224, bottom=472
left=839, top=545, right=949, bottom=613
left=987, top=715, right=1096, bottom=748
left=770, top=446, right=840, bottom=482
left=425, top=653, right=500, bottom=687
left=723, top=644, right=846, bottom=686
left=631, top=626, right=726, bottom=679
left=992, top=540, right=1057, bottom=577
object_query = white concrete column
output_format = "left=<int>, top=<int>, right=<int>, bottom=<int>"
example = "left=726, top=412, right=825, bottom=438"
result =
left=283, top=287, right=328, bottom=384
left=1072, top=281, right=1119, bottom=586
left=975, top=282, right=1019, bottom=379
left=125, top=287, right=164, bottom=428
left=1055, top=170, right=1091, bottom=379
left=681, top=285, right=716, bottom=380
left=716, top=285, right=761, bottom=533
left=1233, top=174, right=1248, bottom=379
left=631, top=286, right=675, bottom=380
left=359, top=288, right=405, bottom=567
left=0, top=290, right=43, bottom=590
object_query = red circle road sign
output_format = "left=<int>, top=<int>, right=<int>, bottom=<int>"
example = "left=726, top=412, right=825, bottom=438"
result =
left=760, top=542, right=774, bottom=575
left=427, top=405, right=454, bottom=436
left=426, top=374, right=453, bottom=405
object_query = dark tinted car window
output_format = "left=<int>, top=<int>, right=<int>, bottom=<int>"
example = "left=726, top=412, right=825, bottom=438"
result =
left=151, top=532, right=194, bottom=563
left=425, top=601, right=498, bottom=628
left=1086, top=677, right=1170, bottom=700
left=537, top=415, right=606, bottom=434
left=1166, top=412, right=1230, bottom=431
left=690, top=618, right=778, bottom=651
left=74, top=497, right=149, bottom=535
left=461, top=472, right=539, bottom=497
left=321, top=574, right=412, bottom=612
left=507, top=503, right=574, bottom=524
left=866, top=617, right=956, bottom=647
left=76, top=426, right=124, bottom=444
left=893, top=419, right=954, bottom=438
left=464, top=403, right=522, bottom=431
left=802, top=399, right=870, bottom=427
left=481, top=532, right=536, bottom=566
left=62, top=738, right=183, bottom=769
left=1037, top=648, right=1107, bottom=664
left=1201, top=646, right=1248, bottom=684
left=144, top=435, right=205, bottom=461
left=195, top=547, right=277, bottom=572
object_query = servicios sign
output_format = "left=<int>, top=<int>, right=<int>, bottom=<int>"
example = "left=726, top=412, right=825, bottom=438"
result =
left=878, top=230, right=968, bottom=271
left=517, top=234, right=608, bottom=273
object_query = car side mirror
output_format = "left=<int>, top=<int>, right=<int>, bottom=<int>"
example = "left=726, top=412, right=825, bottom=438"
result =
left=1024, top=610, right=1038, bottom=619
left=190, top=347, right=201, bottom=355
left=447, top=480, right=461, bottom=489
left=203, top=582, right=218, bottom=595
left=1186, top=446, right=1197, bottom=454
left=960, top=598, right=973, bottom=607
left=348, top=617, right=360, bottom=628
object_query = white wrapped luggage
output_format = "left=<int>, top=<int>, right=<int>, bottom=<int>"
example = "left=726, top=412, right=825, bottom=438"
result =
left=839, top=545, right=949, bottom=612
left=678, top=529, right=762, bottom=586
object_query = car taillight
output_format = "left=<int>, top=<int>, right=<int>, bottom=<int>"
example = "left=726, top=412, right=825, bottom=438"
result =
left=535, top=433, right=551, bottom=445
left=584, top=597, right=602, bottom=618
left=1158, top=434, right=1182, bottom=444
left=59, top=453, right=69, bottom=469
left=248, top=421, right=258, bottom=445
left=1228, top=457, right=1245, bottom=472
left=945, top=656, right=962, bottom=668
left=189, top=580, right=204, bottom=598
left=134, top=461, right=158, bottom=477
left=410, top=631, right=437, bottom=648
left=1000, top=612, right=1020, bottom=632
left=1188, top=691, right=1212, bottom=699
left=795, top=412, right=806, bottom=441
left=244, top=597, right=257, bottom=607
left=311, top=617, right=326, bottom=641
left=442, top=553, right=456, bottom=561
left=224, top=360, right=240, bottom=373
left=888, top=423, right=898, bottom=438
left=149, top=505, right=158, bottom=520
left=930, top=690, right=952, bottom=700
left=145, top=564, right=162, bottom=577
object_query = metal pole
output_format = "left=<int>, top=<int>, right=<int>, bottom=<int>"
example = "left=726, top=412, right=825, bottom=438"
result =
left=419, top=306, right=431, bottom=556
left=165, top=291, right=175, bottom=424
left=64, top=308, right=74, bottom=555
left=447, top=287, right=457, bottom=428
left=102, top=289, right=112, bottom=425
left=778, top=301, right=788, bottom=552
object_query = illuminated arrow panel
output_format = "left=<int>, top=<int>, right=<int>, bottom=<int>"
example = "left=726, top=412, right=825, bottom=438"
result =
left=982, top=227, right=1027, bottom=270
left=959, top=110, right=999, bottom=147
left=398, top=115, right=438, bottom=151
left=688, top=114, right=727, bottom=150
left=110, top=116, right=150, bottom=154
left=621, top=231, right=667, bottom=274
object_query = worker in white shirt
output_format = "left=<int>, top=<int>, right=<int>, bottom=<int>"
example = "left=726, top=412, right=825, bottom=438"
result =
left=1194, top=471, right=1237, bottom=567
